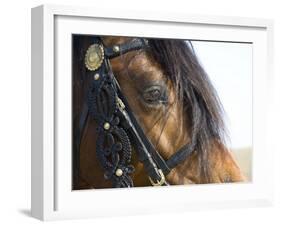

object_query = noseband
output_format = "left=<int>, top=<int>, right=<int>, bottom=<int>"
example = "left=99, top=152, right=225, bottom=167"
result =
left=76, top=37, right=194, bottom=188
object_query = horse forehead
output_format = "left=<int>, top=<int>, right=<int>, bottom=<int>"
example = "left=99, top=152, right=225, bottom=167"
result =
left=127, top=52, right=152, bottom=70
left=110, top=52, right=162, bottom=81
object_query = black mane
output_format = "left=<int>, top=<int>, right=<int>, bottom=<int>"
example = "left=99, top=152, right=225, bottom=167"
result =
left=148, top=39, right=226, bottom=183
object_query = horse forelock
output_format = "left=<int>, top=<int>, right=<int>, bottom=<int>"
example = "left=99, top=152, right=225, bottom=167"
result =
left=147, top=39, right=227, bottom=182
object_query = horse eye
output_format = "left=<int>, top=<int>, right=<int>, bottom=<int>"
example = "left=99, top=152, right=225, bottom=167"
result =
left=142, top=85, right=167, bottom=105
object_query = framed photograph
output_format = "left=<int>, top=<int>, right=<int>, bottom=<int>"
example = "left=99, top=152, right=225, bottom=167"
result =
left=31, top=4, right=274, bottom=221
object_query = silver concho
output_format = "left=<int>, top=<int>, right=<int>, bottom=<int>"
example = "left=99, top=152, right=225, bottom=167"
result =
left=84, top=44, right=104, bottom=71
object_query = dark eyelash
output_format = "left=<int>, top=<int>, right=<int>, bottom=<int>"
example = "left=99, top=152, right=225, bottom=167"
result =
left=142, top=90, right=168, bottom=107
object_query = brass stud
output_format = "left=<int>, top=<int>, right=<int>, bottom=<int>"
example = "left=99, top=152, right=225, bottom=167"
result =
left=94, top=73, right=100, bottom=80
left=113, top=45, right=120, bottom=53
left=103, top=122, right=110, bottom=130
left=115, top=168, right=123, bottom=177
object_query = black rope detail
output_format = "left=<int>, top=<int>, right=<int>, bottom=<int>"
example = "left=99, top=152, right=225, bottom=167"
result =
left=87, top=61, right=135, bottom=188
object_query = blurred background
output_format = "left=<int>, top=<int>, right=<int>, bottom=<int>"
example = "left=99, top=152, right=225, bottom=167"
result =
left=191, top=41, right=252, bottom=180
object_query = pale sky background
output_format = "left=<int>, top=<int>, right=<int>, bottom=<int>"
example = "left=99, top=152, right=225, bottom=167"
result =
left=191, top=41, right=252, bottom=150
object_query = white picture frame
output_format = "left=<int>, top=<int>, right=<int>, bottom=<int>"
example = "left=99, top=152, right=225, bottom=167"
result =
left=31, top=4, right=274, bottom=221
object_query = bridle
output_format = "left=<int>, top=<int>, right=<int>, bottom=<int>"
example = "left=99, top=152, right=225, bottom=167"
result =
left=76, top=37, right=194, bottom=188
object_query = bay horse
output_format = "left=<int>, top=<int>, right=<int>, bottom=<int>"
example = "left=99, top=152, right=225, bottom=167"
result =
left=72, top=35, right=245, bottom=189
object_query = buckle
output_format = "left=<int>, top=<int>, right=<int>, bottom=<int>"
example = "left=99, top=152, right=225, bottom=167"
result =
left=148, top=169, right=166, bottom=186
left=116, top=97, right=126, bottom=111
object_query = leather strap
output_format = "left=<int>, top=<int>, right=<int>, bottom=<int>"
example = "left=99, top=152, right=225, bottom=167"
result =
left=105, top=38, right=148, bottom=59
left=115, top=84, right=171, bottom=182
left=166, top=143, right=194, bottom=169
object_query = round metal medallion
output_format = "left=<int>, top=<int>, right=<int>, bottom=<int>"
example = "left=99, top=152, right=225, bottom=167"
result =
left=84, top=44, right=104, bottom=71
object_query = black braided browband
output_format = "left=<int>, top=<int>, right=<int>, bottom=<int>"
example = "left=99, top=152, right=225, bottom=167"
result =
left=76, top=37, right=194, bottom=188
